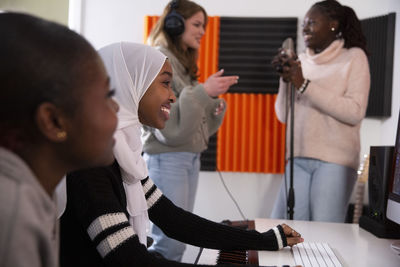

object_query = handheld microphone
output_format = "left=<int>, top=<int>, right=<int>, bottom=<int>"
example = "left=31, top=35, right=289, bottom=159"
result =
left=275, top=37, right=295, bottom=74
left=281, top=37, right=294, bottom=56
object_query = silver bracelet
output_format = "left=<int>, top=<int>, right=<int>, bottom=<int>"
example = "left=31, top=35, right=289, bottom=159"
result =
left=298, top=79, right=310, bottom=94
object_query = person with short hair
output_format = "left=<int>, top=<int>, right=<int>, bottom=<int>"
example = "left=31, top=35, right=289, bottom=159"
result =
left=0, top=12, right=118, bottom=267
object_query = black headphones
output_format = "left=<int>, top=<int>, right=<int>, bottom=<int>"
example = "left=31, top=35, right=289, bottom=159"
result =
left=164, top=0, right=185, bottom=37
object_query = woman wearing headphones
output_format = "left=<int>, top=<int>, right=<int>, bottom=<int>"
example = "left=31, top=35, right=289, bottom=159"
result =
left=144, top=0, right=238, bottom=261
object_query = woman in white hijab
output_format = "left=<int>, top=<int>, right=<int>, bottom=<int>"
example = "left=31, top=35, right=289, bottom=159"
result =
left=101, top=41, right=174, bottom=246
left=60, top=42, right=302, bottom=267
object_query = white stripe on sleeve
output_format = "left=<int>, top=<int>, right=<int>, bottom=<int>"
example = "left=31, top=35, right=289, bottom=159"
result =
left=96, top=226, right=135, bottom=257
left=87, top=212, right=128, bottom=240
left=272, top=226, right=284, bottom=249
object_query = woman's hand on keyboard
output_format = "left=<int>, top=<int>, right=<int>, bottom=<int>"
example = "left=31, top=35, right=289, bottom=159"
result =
left=281, top=224, right=304, bottom=247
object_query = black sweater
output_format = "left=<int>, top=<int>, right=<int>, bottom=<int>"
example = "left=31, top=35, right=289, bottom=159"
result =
left=60, top=161, right=287, bottom=267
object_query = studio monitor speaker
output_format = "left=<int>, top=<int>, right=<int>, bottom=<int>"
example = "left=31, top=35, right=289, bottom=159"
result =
left=359, top=146, right=400, bottom=238
left=368, top=146, right=394, bottom=220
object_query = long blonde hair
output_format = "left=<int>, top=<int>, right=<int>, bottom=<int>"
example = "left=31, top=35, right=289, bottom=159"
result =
left=147, top=0, right=207, bottom=81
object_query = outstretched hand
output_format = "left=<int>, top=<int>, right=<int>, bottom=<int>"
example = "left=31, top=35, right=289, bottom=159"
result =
left=203, top=69, right=239, bottom=97
left=281, top=223, right=304, bottom=247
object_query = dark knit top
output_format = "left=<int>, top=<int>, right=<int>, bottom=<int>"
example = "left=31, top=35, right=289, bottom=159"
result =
left=60, top=161, right=287, bottom=267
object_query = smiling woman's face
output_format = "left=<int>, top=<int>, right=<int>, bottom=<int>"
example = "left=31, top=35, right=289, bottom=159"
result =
left=138, top=60, right=176, bottom=129
left=302, top=6, right=338, bottom=53
left=180, top=11, right=206, bottom=51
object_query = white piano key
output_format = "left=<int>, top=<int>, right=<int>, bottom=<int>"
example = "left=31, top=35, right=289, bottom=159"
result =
left=322, top=243, right=343, bottom=267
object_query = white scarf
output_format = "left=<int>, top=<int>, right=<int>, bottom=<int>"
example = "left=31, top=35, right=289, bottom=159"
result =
left=98, top=42, right=167, bottom=246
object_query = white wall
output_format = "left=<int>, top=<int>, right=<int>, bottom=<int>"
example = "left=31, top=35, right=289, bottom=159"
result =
left=72, top=0, right=400, bottom=222
left=0, top=0, right=69, bottom=25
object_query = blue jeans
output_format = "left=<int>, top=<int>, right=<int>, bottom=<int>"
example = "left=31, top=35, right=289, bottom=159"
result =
left=270, top=157, right=357, bottom=222
left=143, top=152, right=200, bottom=261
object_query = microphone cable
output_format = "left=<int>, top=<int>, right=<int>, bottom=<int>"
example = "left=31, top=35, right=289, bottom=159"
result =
left=193, top=165, right=247, bottom=265
left=215, top=166, right=246, bottom=220
left=193, top=124, right=248, bottom=264
left=202, top=130, right=247, bottom=221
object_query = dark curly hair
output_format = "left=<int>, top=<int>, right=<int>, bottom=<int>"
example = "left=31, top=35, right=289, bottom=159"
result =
left=312, top=0, right=368, bottom=54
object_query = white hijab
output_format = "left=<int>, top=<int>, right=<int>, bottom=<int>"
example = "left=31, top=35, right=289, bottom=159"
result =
left=98, top=42, right=167, bottom=245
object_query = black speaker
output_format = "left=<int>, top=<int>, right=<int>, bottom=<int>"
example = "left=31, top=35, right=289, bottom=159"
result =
left=164, top=0, right=185, bottom=37
left=368, top=146, right=394, bottom=220
left=360, top=146, right=400, bottom=238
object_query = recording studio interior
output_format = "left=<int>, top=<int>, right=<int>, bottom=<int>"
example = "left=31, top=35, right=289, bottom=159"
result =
left=1, top=0, right=400, bottom=266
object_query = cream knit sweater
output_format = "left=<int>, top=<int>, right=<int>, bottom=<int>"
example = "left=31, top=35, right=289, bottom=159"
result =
left=275, top=39, right=370, bottom=170
left=0, top=147, right=59, bottom=267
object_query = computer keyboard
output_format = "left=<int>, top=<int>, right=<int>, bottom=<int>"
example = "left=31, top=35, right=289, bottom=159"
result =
left=292, top=242, right=343, bottom=267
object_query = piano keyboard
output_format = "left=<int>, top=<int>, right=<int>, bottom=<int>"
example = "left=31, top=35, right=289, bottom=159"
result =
left=216, top=220, right=258, bottom=265
left=292, top=242, right=343, bottom=267
left=217, top=250, right=248, bottom=264
left=201, top=220, right=295, bottom=266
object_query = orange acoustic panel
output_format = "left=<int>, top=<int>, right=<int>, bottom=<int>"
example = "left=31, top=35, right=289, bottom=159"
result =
left=144, top=16, right=285, bottom=173
left=143, top=16, right=159, bottom=42
left=217, top=93, right=286, bottom=173
left=196, top=17, right=219, bottom=82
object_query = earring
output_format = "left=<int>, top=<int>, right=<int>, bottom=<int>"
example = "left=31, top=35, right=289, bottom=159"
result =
left=57, top=131, right=67, bottom=139
left=331, top=27, right=335, bottom=32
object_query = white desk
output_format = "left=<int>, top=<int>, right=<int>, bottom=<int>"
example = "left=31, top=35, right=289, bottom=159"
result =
left=198, top=218, right=400, bottom=266
left=256, top=218, right=400, bottom=267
